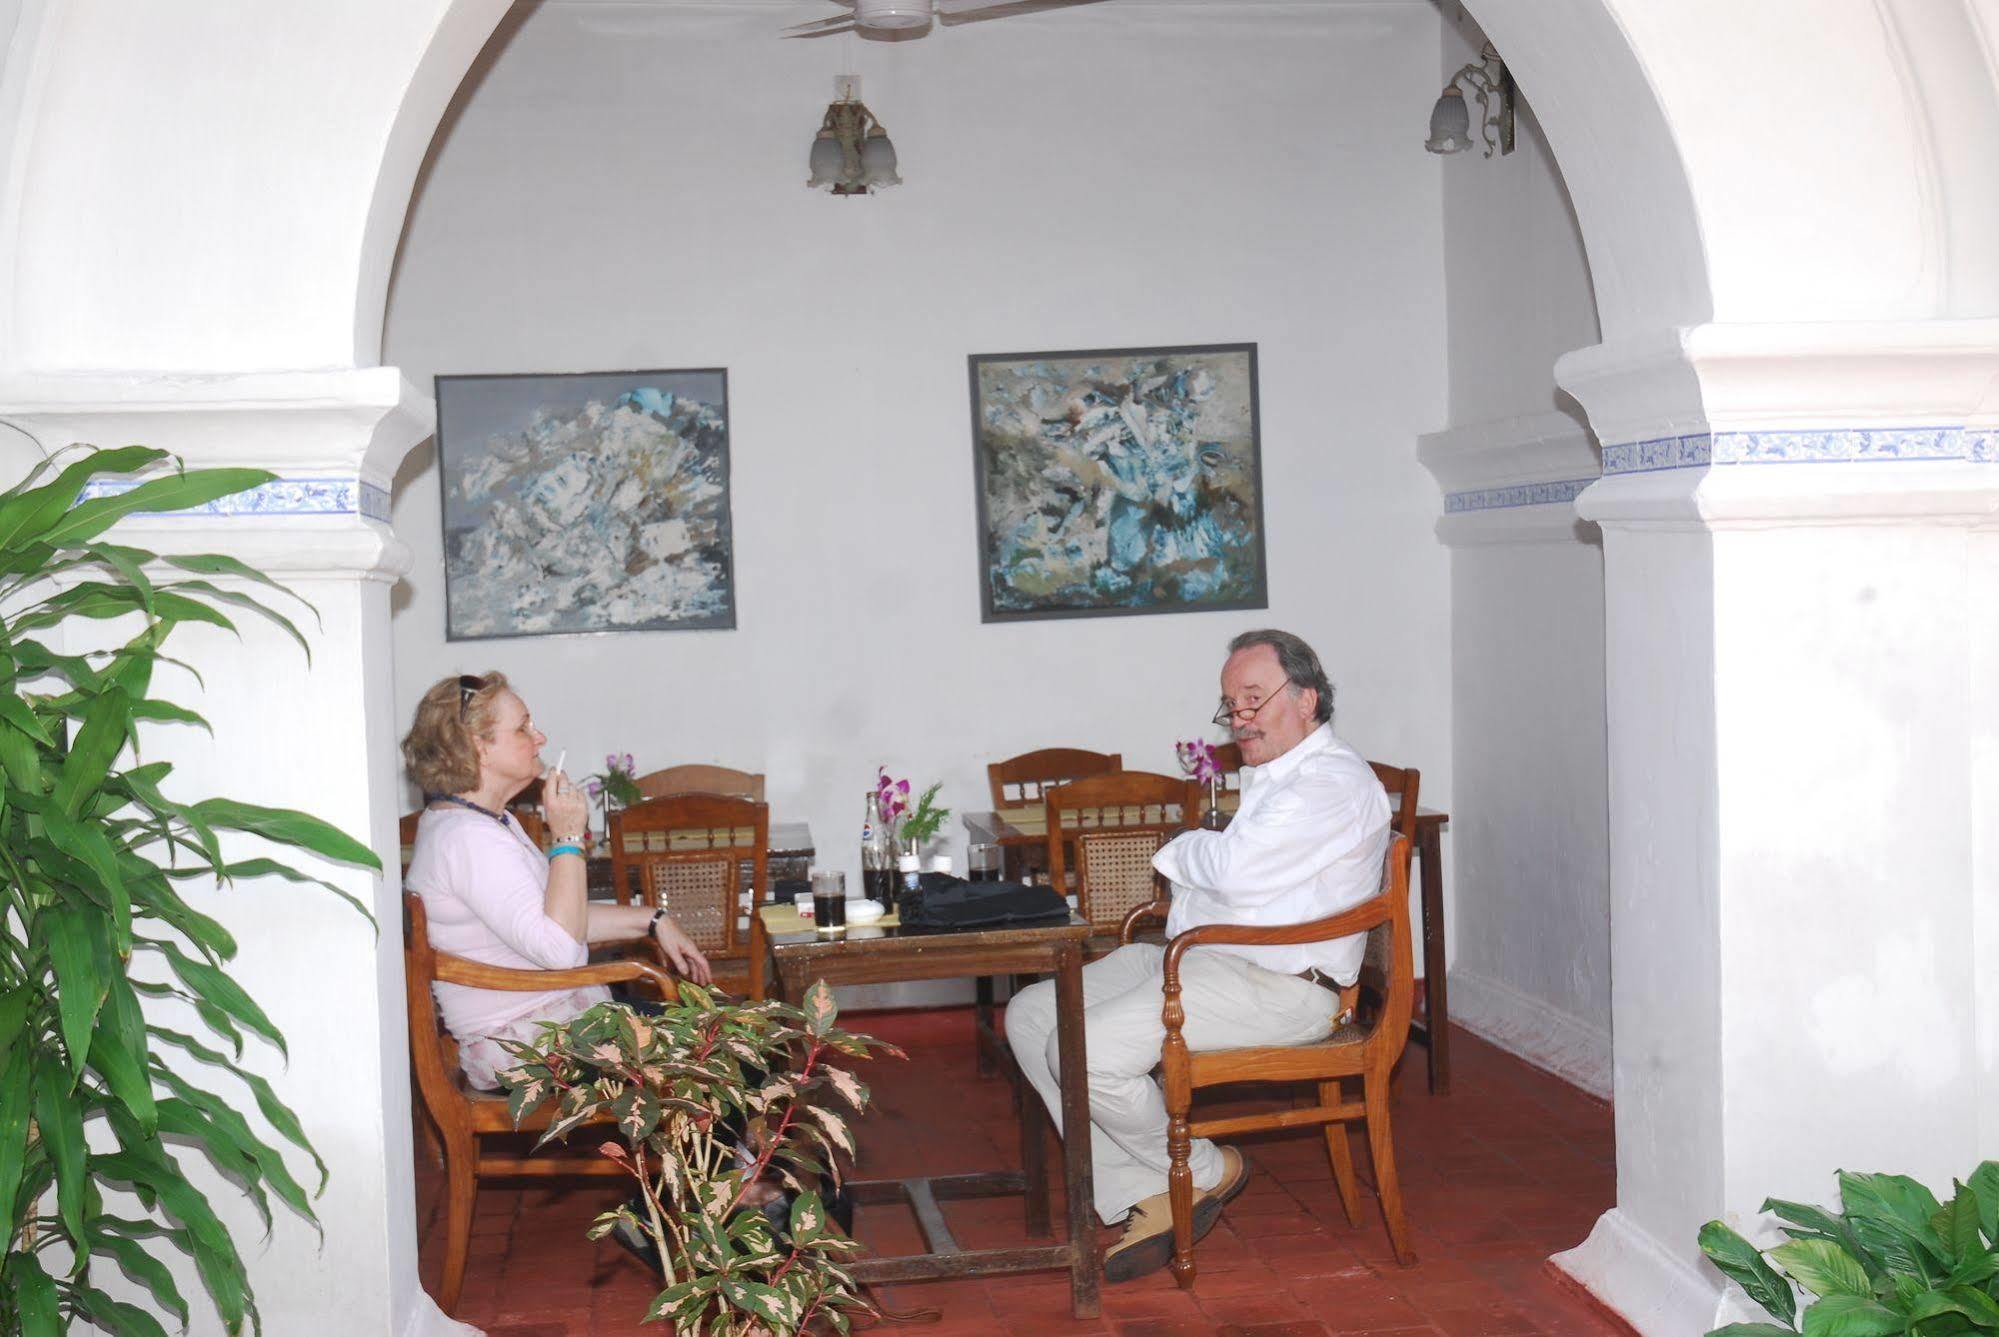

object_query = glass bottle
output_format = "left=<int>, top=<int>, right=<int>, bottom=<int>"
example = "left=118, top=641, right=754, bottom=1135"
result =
left=896, top=853, right=922, bottom=909
left=861, top=794, right=895, bottom=907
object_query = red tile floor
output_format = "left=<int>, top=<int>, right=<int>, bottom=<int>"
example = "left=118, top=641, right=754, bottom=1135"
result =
left=417, top=1009, right=1632, bottom=1336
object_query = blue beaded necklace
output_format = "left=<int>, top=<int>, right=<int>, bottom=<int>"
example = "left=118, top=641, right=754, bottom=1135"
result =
left=425, top=792, right=509, bottom=826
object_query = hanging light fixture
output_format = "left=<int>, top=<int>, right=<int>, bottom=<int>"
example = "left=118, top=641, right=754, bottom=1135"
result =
left=806, top=76, right=901, bottom=196
left=1425, top=42, right=1514, bottom=158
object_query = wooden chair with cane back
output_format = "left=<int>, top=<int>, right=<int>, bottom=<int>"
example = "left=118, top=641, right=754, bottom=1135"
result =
left=609, top=793, right=770, bottom=998
left=987, top=746, right=1123, bottom=809
left=402, top=891, right=679, bottom=1315
left=1120, top=832, right=1417, bottom=1287
left=1045, top=770, right=1200, bottom=957
left=634, top=763, right=766, bottom=803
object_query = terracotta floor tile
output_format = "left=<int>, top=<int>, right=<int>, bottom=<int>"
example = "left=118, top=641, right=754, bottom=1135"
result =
left=417, top=1014, right=1633, bottom=1335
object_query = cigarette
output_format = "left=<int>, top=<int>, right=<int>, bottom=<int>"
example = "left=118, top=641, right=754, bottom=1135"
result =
left=553, top=749, right=566, bottom=789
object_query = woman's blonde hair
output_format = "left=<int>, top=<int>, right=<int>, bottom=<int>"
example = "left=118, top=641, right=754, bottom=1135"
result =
left=402, top=671, right=510, bottom=796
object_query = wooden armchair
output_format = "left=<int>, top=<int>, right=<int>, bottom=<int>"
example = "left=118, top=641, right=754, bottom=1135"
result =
left=401, top=807, right=547, bottom=878
left=404, top=892, right=679, bottom=1315
left=634, top=763, right=765, bottom=803
left=1368, top=761, right=1421, bottom=848
left=1044, top=770, right=1199, bottom=953
left=1119, top=833, right=1416, bottom=1288
left=610, top=794, right=770, bottom=998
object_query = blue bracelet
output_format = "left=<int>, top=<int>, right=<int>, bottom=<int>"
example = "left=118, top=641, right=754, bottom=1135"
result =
left=547, top=843, right=585, bottom=862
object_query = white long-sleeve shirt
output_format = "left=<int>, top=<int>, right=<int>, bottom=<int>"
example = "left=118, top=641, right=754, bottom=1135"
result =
left=1153, top=723, right=1392, bottom=984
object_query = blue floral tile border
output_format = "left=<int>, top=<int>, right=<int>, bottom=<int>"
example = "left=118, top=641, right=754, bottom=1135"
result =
left=77, top=477, right=392, bottom=523
left=1444, top=478, right=1596, bottom=514
left=1602, top=426, right=1990, bottom=475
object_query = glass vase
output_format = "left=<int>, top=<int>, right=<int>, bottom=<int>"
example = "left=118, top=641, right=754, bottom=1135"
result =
left=1202, top=775, right=1227, bottom=829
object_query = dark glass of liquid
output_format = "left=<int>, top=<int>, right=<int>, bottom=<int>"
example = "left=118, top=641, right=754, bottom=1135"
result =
left=813, top=890, right=847, bottom=933
left=968, top=844, right=1001, bottom=882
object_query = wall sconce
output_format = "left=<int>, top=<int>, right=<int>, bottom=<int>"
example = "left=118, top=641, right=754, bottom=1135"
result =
left=1425, top=42, right=1514, bottom=158
left=807, top=76, right=900, bottom=196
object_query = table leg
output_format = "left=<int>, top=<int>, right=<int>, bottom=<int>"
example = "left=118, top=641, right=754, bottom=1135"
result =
left=748, top=912, right=769, bottom=1002
left=1020, top=1085, right=1051, bottom=1238
left=975, top=976, right=997, bottom=1077
left=1418, top=824, right=1450, bottom=1095
left=1051, top=941, right=1099, bottom=1318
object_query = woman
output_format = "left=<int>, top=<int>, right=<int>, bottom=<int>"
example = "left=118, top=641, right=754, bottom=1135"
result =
left=402, top=671, right=712, bottom=1090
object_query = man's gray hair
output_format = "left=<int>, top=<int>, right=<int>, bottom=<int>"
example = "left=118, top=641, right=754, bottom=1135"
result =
left=1227, top=628, right=1335, bottom=725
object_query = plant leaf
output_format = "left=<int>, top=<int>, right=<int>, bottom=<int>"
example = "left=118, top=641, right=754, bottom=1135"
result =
left=187, top=797, right=382, bottom=874
left=1771, top=1238, right=1872, bottom=1300
left=40, top=466, right=275, bottom=548
left=1798, top=1293, right=1908, bottom=1337
left=145, top=937, right=287, bottom=1058
left=5, top=1250, right=62, bottom=1337
left=1699, top=1220, right=1799, bottom=1326
left=0, top=445, right=167, bottom=551
left=32, top=1050, right=92, bottom=1256
left=44, top=901, right=110, bottom=1074
left=150, top=1027, right=329, bottom=1192
left=0, top=1041, right=36, bottom=1233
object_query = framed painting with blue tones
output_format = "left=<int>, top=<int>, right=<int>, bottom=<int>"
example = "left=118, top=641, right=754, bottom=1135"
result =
left=433, top=369, right=736, bottom=640
left=968, top=343, right=1267, bottom=623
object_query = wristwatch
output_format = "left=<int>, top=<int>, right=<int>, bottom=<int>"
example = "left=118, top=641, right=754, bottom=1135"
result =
left=648, top=907, right=668, bottom=936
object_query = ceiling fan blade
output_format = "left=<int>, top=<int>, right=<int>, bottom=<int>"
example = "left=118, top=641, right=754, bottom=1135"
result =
left=784, top=14, right=859, bottom=33
left=936, top=0, right=1103, bottom=24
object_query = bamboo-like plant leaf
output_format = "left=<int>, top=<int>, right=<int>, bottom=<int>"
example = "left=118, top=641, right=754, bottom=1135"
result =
left=184, top=854, right=374, bottom=930
left=1699, top=1221, right=1799, bottom=1326
left=152, top=1062, right=317, bottom=1233
left=71, top=1286, right=174, bottom=1337
left=165, top=579, right=311, bottom=661
left=126, top=696, right=213, bottom=733
left=87, top=984, right=159, bottom=1133
left=55, top=684, right=130, bottom=818
left=188, top=797, right=383, bottom=874
left=0, top=1042, right=34, bottom=1237
left=45, top=902, right=110, bottom=1075
left=5, top=1249, right=62, bottom=1337
left=85, top=1216, right=191, bottom=1328
left=0, top=444, right=167, bottom=551
left=31, top=1050, right=91, bottom=1258
left=1707, top=1327, right=1805, bottom=1336
left=150, top=1027, right=329, bottom=1193
left=0, top=691, right=54, bottom=747
left=40, top=466, right=275, bottom=549
left=144, top=937, right=287, bottom=1058
left=165, top=552, right=321, bottom=625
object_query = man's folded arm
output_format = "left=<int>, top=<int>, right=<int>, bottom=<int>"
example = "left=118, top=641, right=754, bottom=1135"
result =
left=1152, top=775, right=1377, bottom=909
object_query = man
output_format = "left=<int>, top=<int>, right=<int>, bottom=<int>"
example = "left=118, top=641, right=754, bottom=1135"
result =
left=1004, top=629, right=1392, bottom=1282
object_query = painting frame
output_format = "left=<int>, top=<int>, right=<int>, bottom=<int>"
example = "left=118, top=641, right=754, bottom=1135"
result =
left=967, top=341, right=1268, bottom=624
left=433, top=367, right=737, bottom=642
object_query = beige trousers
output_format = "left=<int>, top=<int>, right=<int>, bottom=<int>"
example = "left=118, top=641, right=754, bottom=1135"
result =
left=1004, top=942, right=1338, bottom=1224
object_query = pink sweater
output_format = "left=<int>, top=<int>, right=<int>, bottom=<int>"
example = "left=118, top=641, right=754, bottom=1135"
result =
left=406, top=805, right=608, bottom=1089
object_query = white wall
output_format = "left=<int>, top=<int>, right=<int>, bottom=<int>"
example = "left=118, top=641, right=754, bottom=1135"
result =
left=384, top=1, right=1453, bottom=920
left=1427, top=9, right=1610, bottom=1094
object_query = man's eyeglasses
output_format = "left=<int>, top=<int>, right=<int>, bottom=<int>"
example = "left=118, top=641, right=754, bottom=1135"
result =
left=1212, top=688, right=1291, bottom=729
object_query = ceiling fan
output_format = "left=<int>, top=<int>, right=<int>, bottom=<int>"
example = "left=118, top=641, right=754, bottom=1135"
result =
left=786, top=0, right=1098, bottom=38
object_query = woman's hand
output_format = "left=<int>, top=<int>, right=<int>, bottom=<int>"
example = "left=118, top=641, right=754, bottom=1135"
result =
left=653, top=915, right=713, bottom=985
left=542, top=767, right=589, bottom=842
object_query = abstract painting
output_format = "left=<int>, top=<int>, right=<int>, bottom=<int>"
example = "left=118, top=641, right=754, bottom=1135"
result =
left=968, top=343, right=1266, bottom=622
left=434, top=369, right=736, bottom=640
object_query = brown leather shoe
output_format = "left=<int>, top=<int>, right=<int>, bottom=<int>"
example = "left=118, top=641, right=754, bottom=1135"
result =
left=1101, top=1148, right=1252, bottom=1283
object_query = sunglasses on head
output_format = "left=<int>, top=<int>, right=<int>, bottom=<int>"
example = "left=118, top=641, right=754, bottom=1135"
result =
left=456, top=674, right=484, bottom=718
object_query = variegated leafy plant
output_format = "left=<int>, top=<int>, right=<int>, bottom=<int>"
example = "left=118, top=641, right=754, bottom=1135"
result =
left=498, top=981, right=898, bottom=1336
left=0, top=446, right=380, bottom=1334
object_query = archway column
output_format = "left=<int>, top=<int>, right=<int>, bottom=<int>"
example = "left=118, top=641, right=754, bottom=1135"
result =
left=0, top=368, right=476, bottom=1336
left=1550, top=322, right=1999, bottom=1333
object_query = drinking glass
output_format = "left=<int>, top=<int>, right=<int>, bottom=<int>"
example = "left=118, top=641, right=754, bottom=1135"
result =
left=811, top=869, right=847, bottom=934
left=967, top=843, right=1000, bottom=882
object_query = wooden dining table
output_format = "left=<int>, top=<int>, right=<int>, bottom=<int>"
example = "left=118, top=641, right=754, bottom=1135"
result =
left=750, top=902, right=1101, bottom=1318
left=963, top=793, right=1456, bottom=1094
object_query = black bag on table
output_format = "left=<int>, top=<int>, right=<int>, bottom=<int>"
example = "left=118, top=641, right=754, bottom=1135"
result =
left=897, top=873, right=1070, bottom=931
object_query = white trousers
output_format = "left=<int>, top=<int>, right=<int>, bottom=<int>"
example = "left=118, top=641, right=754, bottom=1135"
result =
left=1005, top=942, right=1339, bottom=1224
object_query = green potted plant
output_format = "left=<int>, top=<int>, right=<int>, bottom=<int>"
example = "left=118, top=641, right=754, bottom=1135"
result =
left=1698, top=1161, right=1999, bottom=1335
left=500, top=980, right=896, bottom=1335
left=0, top=446, right=380, bottom=1335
